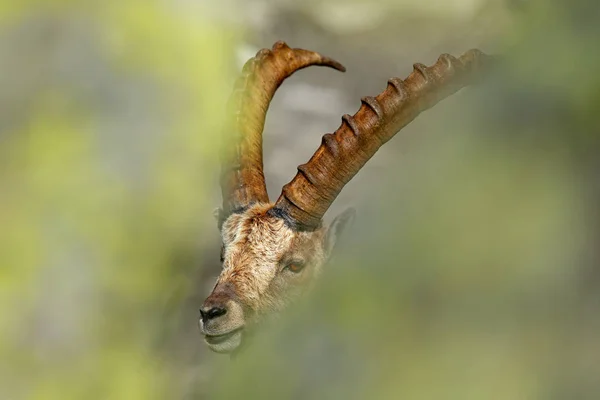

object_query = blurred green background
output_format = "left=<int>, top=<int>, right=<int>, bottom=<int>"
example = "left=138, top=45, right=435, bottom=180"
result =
left=1, top=0, right=598, bottom=399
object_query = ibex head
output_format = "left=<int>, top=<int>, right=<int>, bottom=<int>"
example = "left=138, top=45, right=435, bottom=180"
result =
left=199, top=41, right=490, bottom=353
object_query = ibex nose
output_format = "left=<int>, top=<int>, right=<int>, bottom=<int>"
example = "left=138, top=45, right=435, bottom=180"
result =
left=199, top=305, right=227, bottom=322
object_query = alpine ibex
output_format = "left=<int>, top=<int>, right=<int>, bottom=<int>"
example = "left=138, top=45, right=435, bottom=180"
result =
left=199, top=41, right=491, bottom=353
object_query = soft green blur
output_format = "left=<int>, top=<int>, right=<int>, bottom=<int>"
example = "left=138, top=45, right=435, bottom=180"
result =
left=0, top=1, right=234, bottom=398
left=1, top=0, right=599, bottom=399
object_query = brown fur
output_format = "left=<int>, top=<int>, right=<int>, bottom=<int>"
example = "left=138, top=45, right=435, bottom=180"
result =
left=199, top=203, right=334, bottom=353
left=217, top=203, right=327, bottom=312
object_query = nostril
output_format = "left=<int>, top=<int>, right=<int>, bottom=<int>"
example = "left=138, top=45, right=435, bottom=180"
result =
left=208, top=306, right=227, bottom=319
left=200, top=305, right=227, bottom=322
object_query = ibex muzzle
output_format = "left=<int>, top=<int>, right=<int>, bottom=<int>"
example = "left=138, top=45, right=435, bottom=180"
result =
left=199, top=41, right=492, bottom=354
left=199, top=283, right=245, bottom=353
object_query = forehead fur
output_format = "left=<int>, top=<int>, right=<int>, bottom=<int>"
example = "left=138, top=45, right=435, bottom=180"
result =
left=217, top=203, right=326, bottom=310
left=222, top=203, right=294, bottom=251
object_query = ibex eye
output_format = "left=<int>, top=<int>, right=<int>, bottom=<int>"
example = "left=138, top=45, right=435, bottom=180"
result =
left=285, top=262, right=305, bottom=273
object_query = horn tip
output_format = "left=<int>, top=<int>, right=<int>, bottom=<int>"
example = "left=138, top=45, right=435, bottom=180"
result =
left=328, top=59, right=347, bottom=72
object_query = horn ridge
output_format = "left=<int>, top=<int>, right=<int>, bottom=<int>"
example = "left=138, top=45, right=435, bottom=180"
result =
left=272, top=49, right=493, bottom=229
left=219, top=41, right=346, bottom=216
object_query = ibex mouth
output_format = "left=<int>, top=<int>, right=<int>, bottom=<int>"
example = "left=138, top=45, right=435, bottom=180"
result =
left=203, top=327, right=244, bottom=353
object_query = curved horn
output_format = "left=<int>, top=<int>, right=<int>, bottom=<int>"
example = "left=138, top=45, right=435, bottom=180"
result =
left=271, top=49, right=493, bottom=230
left=220, top=41, right=346, bottom=216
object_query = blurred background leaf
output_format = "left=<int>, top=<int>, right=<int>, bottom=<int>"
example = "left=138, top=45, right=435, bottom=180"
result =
left=1, top=0, right=598, bottom=399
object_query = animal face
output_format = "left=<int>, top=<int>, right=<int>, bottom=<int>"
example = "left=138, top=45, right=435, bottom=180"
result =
left=199, top=203, right=354, bottom=354
left=200, top=41, right=490, bottom=354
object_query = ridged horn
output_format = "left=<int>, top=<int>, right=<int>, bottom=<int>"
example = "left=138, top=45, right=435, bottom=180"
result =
left=220, top=41, right=346, bottom=216
left=270, top=49, right=493, bottom=230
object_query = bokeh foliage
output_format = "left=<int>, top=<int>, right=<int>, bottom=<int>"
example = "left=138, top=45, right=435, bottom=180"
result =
left=1, top=1, right=233, bottom=398
left=1, top=0, right=599, bottom=399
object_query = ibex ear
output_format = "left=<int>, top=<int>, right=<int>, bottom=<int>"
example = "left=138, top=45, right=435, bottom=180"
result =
left=213, top=207, right=226, bottom=231
left=324, top=207, right=356, bottom=257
